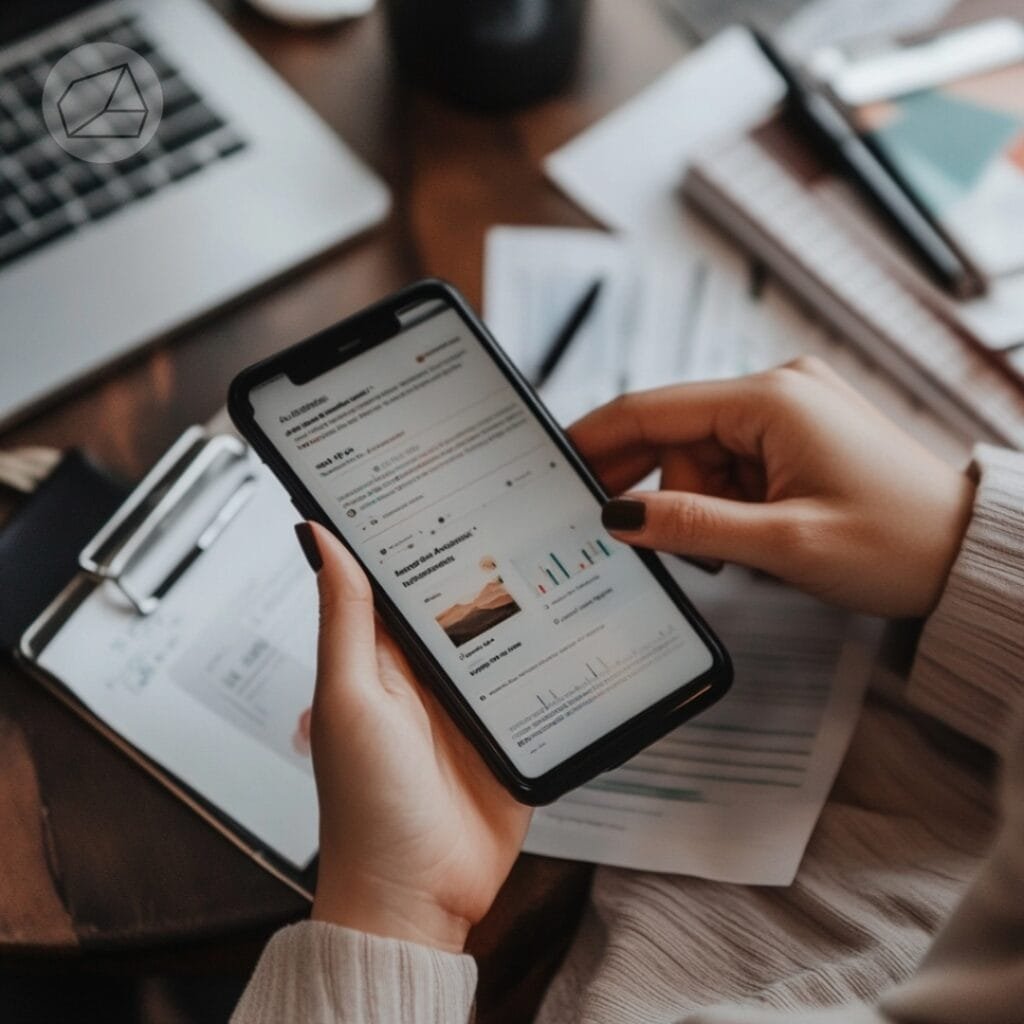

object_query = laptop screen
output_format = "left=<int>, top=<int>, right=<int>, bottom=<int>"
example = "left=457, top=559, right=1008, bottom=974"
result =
left=0, top=0, right=99, bottom=47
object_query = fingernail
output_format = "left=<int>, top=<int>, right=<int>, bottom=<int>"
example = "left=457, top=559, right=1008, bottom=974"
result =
left=294, top=522, right=323, bottom=573
left=602, top=498, right=645, bottom=532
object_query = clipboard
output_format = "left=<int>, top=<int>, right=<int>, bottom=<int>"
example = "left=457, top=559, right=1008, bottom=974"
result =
left=17, top=426, right=319, bottom=899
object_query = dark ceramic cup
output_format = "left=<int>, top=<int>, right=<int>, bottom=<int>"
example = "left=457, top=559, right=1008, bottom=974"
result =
left=383, top=0, right=587, bottom=112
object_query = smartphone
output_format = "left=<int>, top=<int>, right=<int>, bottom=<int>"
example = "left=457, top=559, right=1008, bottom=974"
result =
left=229, top=280, right=731, bottom=804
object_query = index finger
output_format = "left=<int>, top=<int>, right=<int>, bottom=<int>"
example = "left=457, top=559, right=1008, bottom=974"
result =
left=568, top=376, right=767, bottom=465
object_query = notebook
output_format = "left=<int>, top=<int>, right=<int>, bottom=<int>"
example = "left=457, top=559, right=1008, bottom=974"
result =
left=683, top=116, right=1024, bottom=450
left=18, top=426, right=319, bottom=896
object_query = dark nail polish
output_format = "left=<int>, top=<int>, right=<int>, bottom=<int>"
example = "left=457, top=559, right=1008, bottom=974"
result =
left=602, top=498, right=646, bottom=532
left=294, top=522, right=322, bottom=573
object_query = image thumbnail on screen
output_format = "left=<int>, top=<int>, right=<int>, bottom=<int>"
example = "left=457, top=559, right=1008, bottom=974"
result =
left=434, top=556, right=522, bottom=647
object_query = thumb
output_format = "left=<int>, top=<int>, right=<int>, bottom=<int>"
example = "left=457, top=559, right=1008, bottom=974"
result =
left=295, top=522, right=379, bottom=701
left=601, top=491, right=788, bottom=573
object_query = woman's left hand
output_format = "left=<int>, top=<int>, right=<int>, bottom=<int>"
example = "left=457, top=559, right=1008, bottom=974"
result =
left=299, top=523, right=532, bottom=953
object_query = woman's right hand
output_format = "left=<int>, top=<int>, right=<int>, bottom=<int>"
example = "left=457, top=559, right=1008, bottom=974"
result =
left=569, top=357, right=975, bottom=618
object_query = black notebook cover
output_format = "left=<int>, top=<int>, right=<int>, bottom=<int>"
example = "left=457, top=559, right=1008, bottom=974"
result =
left=0, top=450, right=128, bottom=651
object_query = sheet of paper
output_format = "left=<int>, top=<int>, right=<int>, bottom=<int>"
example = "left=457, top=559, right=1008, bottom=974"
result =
left=484, top=224, right=971, bottom=464
left=538, top=27, right=782, bottom=414
left=483, top=226, right=742, bottom=424
left=524, top=562, right=878, bottom=885
left=483, top=227, right=638, bottom=425
left=544, top=27, right=785, bottom=237
left=38, top=457, right=320, bottom=868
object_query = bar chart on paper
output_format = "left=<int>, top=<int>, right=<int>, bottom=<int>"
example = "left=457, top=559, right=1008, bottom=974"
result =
left=516, top=524, right=614, bottom=595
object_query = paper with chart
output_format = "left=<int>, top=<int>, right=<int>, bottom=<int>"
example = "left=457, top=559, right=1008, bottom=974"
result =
left=36, top=457, right=320, bottom=868
left=524, top=562, right=878, bottom=885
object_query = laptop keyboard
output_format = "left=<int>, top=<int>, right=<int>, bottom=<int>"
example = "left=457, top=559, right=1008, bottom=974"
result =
left=0, top=12, right=247, bottom=271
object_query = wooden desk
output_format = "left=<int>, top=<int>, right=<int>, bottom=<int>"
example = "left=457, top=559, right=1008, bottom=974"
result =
left=0, top=0, right=681, bottom=1016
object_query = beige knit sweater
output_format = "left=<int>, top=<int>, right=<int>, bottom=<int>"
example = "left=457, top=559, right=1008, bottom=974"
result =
left=233, top=444, right=1024, bottom=1024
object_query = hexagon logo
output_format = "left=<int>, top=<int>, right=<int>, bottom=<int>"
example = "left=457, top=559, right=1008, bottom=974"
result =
left=43, top=42, right=163, bottom=163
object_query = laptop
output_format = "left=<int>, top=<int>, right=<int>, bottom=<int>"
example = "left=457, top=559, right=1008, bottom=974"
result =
left=0, top=0, right=390, bottom=428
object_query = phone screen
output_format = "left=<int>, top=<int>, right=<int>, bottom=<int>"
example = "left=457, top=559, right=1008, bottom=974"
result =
left=249, top=299, right=714, bottom=778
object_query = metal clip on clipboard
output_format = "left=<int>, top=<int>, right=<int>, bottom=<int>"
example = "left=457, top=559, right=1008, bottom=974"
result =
left=17, top=425, right=318, bottom=898
left=78, top=427, right=257, bottom=615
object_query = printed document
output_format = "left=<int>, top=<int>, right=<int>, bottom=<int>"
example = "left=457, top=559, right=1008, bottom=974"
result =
left=525, top=563, right=877, bottom=885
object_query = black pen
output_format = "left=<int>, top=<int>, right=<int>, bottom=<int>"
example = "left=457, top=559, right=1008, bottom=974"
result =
left=752, top=30, right=986, bottom=300
left=533, top=278, right=604, bottom=389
